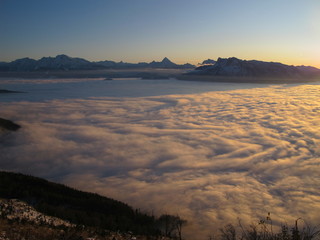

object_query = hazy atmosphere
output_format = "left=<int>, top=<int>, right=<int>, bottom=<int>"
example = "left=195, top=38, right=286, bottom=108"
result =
left=1, top=1, right=320, bottom=240
left=1, top=78, right=320, bottom=239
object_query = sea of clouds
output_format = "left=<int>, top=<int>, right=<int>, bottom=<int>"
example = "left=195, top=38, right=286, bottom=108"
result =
left=1, top=81, right=319, bottom=239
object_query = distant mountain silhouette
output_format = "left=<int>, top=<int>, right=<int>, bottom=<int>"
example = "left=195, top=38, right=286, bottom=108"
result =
left=36, top=54, right=98, bottom=70
left=96, top=57, right=195, bottom=69
left=0, top=58, right=37, bottom=71
left=201, top=59, right=216, bottom=65
left=190, top=57, right=320, bottom=79
left=0, top=55, right=195, bottom=71
left=149, top=57, right=177, bottom=68
left=0, top=55, right=100, bottom=71
left=147, top=57, right=191, bottom=69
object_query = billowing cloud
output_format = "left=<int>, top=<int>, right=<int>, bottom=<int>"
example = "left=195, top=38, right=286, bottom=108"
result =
left=1, top=82, right=320, bottom=239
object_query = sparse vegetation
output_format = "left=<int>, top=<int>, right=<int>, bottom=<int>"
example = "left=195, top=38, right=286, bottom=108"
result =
left=216, top=213, right=320, bottom=240
left=0, top=171, right=185, bottom=239
left=157, top=214, right=187, bottom=240
left=0, top=218, right=163, bottom=240
left=1, top=172, right=318, bottom=240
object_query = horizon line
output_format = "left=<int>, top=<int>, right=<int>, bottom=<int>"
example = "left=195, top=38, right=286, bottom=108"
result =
left=1, top=54, right=320, bottom=69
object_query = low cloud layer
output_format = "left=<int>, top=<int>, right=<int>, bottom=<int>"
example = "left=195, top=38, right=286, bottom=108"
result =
left=1, top=83, right=320, bottom=239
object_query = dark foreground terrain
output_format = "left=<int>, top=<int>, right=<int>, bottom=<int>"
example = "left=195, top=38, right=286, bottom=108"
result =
left=0, top=172, right=319, bottom=240
left=0, top=118, right=21, bottom=131
left=0, top=171, right=185, bottom=240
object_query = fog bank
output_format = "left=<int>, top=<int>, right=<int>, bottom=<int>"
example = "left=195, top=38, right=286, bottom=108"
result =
left=1, top=83, right=319, bottom=239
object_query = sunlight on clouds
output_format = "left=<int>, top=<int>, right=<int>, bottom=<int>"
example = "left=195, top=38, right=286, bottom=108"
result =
left=1, top=84, right=320, bottom=239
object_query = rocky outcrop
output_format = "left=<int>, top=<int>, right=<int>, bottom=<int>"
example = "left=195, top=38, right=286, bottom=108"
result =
left=201, top=59, right=216, bottom=65
left=0, top=118, right=21, bottom=131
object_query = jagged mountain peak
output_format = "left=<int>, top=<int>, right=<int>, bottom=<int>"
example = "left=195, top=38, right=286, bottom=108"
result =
left=55, top=54, right=71, bottom=59
left=1, top=55, right=195, bottom=71
left=202, top=59, right=216, bottom=65
left=39, top=54, right=89, bottom=63
left=192, top=57, right=320, bottom=79
left=11, top=57, right=36, bottom=63
left=161, top=57, right=173, bottom=64
left=39, top=54, right=70, bottom=61
left=216, top=57, right=242, bottom=64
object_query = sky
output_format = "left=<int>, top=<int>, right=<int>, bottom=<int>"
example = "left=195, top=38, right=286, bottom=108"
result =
left=0, top=0, right=320, bottom=66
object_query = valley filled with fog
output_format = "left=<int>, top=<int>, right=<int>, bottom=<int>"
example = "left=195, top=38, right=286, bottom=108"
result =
left=1, top=78, right=320, bottom=239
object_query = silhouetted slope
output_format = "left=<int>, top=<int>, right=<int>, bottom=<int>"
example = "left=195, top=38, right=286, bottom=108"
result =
left=190, top=57, right=320, bottom=79
left=0, top=171, right=160, bottom=235
left=0, top=118, right=21, bottom=131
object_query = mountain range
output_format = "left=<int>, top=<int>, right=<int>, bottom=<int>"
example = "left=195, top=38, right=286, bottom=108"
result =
left=1, top=55, right=319, bottom=81
left=190, top=57, right=320, bottom=79
left=0, top=54, right=195, bottom=71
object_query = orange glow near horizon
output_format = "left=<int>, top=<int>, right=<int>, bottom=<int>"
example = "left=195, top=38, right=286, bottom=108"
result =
left=174, top=56, right=320, bottom=69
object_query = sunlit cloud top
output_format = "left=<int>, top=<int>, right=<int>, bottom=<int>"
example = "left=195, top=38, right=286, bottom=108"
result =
left=0, top=0, right=319, bottom=67
left=1, top=80, right=320, bottom=239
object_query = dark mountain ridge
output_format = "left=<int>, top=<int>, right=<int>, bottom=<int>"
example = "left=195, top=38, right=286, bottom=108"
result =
left=201, top=59, right=216, bottom=65
left=0, top=55, right=195, bottom=71
left=190, top=57, right=320, bottom=79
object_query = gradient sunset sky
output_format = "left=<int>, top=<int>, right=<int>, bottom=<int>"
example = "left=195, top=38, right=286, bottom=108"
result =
left=1, top=0, right=319, bottom=67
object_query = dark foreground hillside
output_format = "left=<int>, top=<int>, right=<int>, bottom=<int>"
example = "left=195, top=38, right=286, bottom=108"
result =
left=0, top=171, right=182, bottom=237
left=0, top=118, right=21, bottom=131
left=1, top=172, right=319, bottom=240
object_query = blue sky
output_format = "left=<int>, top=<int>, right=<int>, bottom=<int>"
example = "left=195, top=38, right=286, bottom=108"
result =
left=0, top=0, right=319, bottom=67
